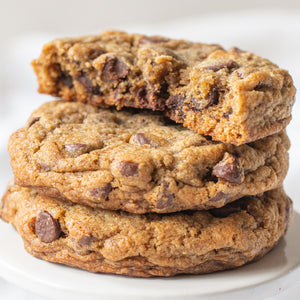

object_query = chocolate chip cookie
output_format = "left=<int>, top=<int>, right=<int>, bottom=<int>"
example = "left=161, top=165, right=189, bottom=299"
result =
left=0, top=183, right=292, bottom=277
left=31, top=30, right=296, bottom=145
left=9, top=101, right=289, bottom=214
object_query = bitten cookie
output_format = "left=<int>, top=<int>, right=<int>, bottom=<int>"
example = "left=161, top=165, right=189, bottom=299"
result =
left=0, top=183, right=293, bottom=277
left=9, top=101, right=290, bottom=214
left=31, top=30, right=296, bottom=145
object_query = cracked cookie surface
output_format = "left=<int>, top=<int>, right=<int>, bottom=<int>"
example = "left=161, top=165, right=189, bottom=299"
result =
left=31, top=30, right=296, bottom=145
left=0, top=183, right=293, bottom=277
left=9, top=101, right=290, bottom=213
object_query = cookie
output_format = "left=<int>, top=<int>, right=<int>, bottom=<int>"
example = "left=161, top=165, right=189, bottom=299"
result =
left=0, top=183, right=292, bottom=277
left=31, top=30, right=296, bottom=145
left=9, top=101, right=290, bottom=214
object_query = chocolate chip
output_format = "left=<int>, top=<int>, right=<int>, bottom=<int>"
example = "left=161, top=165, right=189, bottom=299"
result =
left=60, top=73, right=73, bottom=88
left=212, top=153, right=245, bottom=184
left=166, top=95, right=185, bottom=120
left=101, top=57, right=129, bottom=82
left=206, top=60, right=239, bottom=72
left=140, top=36, right=169, bottom=44
left=223, top=108, right=233, bottom=120
left=206, top=85, right=219, bottom=107
left=35, top=211, right=61, bottom=243
left=134, top=87, right=153, bottom=109
left=29, top=117, right=40, bottom=127
left=210, top=198, right=249, bottom=218
left=146, top=83, right=169, bottom=110
left=131, top=133, right=151, bottom=145
left=90, top=183, right=112, bottom=200
left=120, top=161, right=139, bottom=177
left=65, top=143, right=91, bottom=157
left=39, top=162, right=51, bottom=172
left=156, top=181, right=175, bottom=209
left=76, top=76, right=101, bottom=95
left=156, top=194, right=174, bottom=209
left=166, top=95, right=182, bottom=110
left=78, top=235, right=93, bottom=247
left=189, top=85, right=219, bottom=111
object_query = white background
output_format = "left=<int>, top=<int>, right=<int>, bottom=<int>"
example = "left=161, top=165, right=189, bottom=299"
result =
left=0, top=1, right=300, bottom=299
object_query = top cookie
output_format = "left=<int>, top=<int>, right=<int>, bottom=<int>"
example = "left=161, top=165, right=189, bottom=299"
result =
left=31, top=30, right=296, bottom=145
left=9, top=101, right=289, bottom=214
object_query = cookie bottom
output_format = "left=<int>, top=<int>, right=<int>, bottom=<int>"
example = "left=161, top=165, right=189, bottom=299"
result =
left=0, top=183, right=293, bottom=277
left=23, top=242, right=277, bottom=277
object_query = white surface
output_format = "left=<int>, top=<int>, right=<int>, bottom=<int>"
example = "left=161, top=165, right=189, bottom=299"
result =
left=0, top=8, right=300, bottom=300
left=2, top=0, right=300, bottom=41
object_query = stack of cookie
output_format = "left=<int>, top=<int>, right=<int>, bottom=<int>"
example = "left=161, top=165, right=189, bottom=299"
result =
left=0, top=31, right=296, bottom=277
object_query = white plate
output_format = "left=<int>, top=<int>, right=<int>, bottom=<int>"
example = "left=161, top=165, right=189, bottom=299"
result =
left=0, top=211, right=299, bottom=300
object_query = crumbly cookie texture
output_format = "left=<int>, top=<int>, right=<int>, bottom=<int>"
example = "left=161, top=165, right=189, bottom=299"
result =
left=31, top=30, right=296, bottom=145
left=8, top=101, right=290, bottom=214
left=0, top=183, right=292, bottom=277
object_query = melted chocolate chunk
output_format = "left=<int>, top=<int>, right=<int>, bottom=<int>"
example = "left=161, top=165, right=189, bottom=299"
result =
left=120, top=161, right=139, bottom=176
left=60, top=73, right=73, bottom=88
left=136, top=87, right=148, bottom=103
left=213, top=153, right=245, bottom=184
left=155, top=82, right=169, bottom=100
left=76, top=76, right=101, bottom=95
left=189, top=85, right=219, bottom=111
left=35, top=211, right=61, bottom=243
left=101, top=57, right=129, bottom=82
left=206, top=60, right=239, bottom=72
left=206, top=85, right=219, bottom=107
left=90, top=183, right=112, bottom=200
left=165, top=95, right=185, bottom=120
